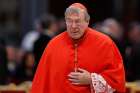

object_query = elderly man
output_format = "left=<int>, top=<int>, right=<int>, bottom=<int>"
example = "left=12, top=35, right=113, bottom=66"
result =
left=31, top=3, right=125, bottom=93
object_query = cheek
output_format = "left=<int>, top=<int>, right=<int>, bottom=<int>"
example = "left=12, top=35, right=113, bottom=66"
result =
left=79, top=25, right=86, bottom=31
left=66, top=25, right=71, bottom=30
left=80, top=30, right=85, bottom=36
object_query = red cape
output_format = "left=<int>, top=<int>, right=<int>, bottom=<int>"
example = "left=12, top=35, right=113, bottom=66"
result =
left=31, top=28, right=125, bottom=93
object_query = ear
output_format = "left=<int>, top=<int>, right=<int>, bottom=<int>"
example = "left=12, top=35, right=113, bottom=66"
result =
left=86, top=20, right=89, bottom=26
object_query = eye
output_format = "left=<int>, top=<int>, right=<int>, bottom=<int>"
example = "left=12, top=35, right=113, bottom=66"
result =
left=66, top=19, right=72, bottom=24
left=66, top=18, right=71, bottom=22
left=75, top=20, right=81, bottom=24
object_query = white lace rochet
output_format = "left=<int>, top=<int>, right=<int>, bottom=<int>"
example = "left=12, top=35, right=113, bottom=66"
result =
left=90, top=73, right=116, bottom=93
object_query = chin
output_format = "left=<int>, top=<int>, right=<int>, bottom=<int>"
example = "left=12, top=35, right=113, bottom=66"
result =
left=71, top=36, right=81, bottom=40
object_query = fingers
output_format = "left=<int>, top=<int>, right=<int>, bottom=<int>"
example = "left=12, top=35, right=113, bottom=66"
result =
left=68, top=78, right=80, bottom=83
left=68, top=78, right=81, bottom=85
left=68, top=68, right=90, bottom=85
left=77, top=68, right=86, bottom=73
left=68, top=72, right=80, bottom=84
left=68, top=72, right=80, bottom=77
left=68, top=74, right=78, bottom=79
left=71, top=82, right=80, bottom=85
left=68, top=68, right=87, bottom=79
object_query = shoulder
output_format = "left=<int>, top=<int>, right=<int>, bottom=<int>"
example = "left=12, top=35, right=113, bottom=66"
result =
left=88, top=28, right=121, bottom=55
left=46, top=32, right=67, bottom=48
left=87, top=27, right=113, bottom=45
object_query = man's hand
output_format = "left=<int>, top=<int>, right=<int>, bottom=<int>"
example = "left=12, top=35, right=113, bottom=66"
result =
left=68, top=68, right=91, bottom=85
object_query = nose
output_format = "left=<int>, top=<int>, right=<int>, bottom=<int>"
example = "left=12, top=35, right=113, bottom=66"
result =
left=71, top=22, right=77, bottom=28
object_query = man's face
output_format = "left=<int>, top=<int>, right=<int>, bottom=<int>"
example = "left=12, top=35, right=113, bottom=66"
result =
left=65, top=12, right=88, bottom=39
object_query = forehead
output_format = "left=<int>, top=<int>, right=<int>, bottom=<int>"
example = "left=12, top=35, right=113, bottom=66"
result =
left=65, top=12, right=84, bottom=20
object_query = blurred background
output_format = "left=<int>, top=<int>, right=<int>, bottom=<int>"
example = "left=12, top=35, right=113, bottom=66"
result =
left=0, top=0, right=140, bottom=92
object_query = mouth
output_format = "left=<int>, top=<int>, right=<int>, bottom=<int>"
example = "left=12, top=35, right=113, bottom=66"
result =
left=71, top=31, right=79, bottom=35
left=71, top=28, right=79, bottom=33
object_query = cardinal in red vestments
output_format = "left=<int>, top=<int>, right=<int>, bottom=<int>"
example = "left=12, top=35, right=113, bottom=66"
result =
left=31, top=3, right=125, bottom=93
